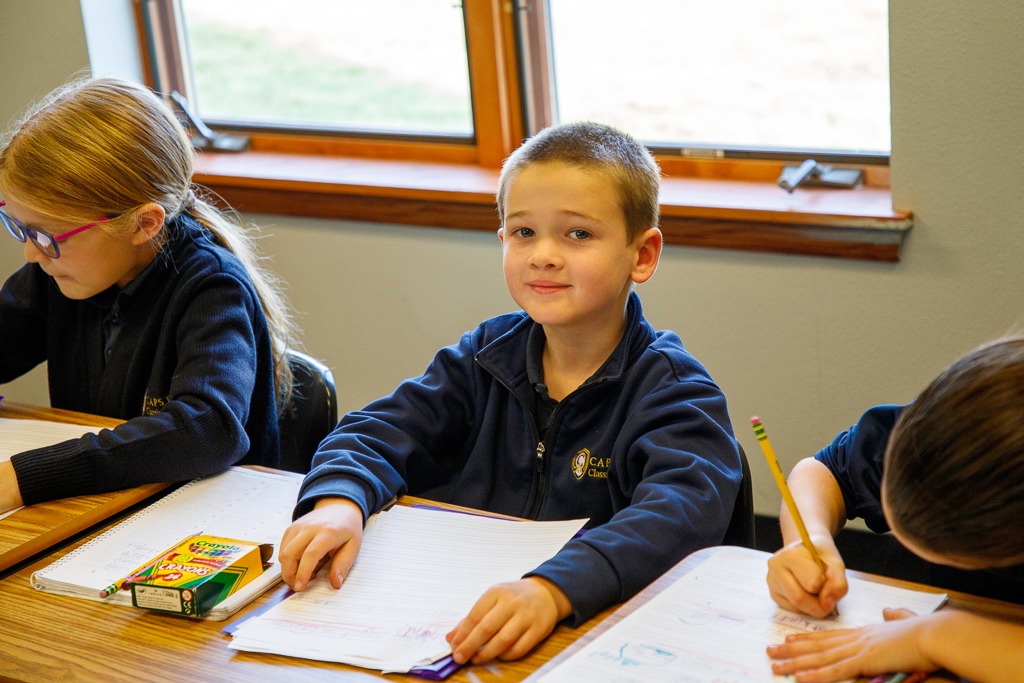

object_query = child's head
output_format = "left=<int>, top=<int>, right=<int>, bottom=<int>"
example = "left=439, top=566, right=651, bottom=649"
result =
left=0, top=76, right=191, bottom=239
left=0, top=76, right=298, bottom=406
left=496, top=122, right=661, bottom=244
left=882, top=336, right=1024, bottom=569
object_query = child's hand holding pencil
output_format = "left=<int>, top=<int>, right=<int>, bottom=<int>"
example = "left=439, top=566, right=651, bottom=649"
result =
left=753, top=417, right=847, bottom=618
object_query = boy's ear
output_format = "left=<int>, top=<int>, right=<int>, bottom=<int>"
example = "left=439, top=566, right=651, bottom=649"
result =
left=496, top=227, right=505, bottom=245
left=631, top=227, right=663, bottom=284
left=130, top=203, right=167, bottom=244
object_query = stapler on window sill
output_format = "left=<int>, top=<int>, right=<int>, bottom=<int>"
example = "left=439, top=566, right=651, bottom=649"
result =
left=777, top=159, right=864, bottom=193
left=169, top=91, right=251, bottom=153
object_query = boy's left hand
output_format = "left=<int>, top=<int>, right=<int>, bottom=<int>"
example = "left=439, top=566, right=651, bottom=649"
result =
left=766, top=608, right=936, bottom=682
left=446, top=576, right=572, bottom=665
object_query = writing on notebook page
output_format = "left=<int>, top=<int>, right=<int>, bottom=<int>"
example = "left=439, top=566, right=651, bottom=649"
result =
left=229, top=505, right=587, bottom=673
left=535, top=546, right=946, bottom=683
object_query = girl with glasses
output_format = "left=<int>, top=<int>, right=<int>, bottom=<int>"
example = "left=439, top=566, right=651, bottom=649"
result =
left=0, top=77, right=299, bottom=515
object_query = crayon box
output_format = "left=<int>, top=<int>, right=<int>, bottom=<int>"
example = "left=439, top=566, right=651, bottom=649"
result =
left=124, top=534, right=273, bottom=617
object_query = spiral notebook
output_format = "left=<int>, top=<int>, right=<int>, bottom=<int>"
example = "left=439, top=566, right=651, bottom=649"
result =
left=30, top=466, right=303, bottom=620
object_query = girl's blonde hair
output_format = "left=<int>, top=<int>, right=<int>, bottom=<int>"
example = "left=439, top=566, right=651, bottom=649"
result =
left=0, top=76, right=298, bottom=406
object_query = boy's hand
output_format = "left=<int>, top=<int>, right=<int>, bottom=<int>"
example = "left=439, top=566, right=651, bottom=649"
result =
left=446, top=576, right=572, bottom=665
left=766, top=608, right=935, bottom=682
left=279, top=497, right=364, bottom=591
left=767, top=535, right=848, bottom=618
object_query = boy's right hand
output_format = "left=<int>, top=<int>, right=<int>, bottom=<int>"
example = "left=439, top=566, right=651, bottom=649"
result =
left=279, top=497, right=364, bottom=591
left=766, top=535, right=848, bottom=618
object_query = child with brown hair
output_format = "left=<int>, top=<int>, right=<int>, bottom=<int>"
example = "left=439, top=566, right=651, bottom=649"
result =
left=766, top=336, right=1024, bottom=682
left=279, top=121, right=742, bottom=665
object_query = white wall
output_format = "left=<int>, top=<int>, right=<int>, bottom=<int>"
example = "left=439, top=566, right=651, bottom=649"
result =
left=3, top=1, right=1022, bottom=517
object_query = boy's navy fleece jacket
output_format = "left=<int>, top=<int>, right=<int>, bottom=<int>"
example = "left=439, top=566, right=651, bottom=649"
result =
left=297, top=292, right=742, bottom=623
left=0, top=215, right=278, bottom=504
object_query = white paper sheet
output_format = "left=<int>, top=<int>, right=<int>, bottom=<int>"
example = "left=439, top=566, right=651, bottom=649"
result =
left=0, top=416, right=97, bottom=461
left=0, top=416, right=100, bottom=520
left=229, top=505, right=587, bottom=672
left=536, top=546, right=947, bottom=683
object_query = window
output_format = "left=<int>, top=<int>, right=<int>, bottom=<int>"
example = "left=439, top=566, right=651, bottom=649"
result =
left=178, top=0, right=474, bottom=138
left=138, top=0, right=910, bottom=261
left=525, top=0, right=890, bottom=161
left=143, top=0, right=889, bottom=163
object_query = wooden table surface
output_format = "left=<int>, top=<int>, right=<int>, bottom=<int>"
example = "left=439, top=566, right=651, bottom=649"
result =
left=2, top=404, right=1019, bottom=682
left=0, top=401, right=169, bottom=574
left=0, top=501, right=616, bottom=683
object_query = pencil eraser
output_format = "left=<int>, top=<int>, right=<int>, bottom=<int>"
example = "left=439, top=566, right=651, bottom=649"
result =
left=750, top=416, right=760, bottom=424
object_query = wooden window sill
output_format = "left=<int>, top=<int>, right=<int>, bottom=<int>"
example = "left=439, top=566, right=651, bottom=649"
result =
left=192, top=152, right=912, bottom=262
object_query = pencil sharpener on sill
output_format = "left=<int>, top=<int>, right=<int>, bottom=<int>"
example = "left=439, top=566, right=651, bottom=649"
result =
left=777, top=159, right=864, bottom=192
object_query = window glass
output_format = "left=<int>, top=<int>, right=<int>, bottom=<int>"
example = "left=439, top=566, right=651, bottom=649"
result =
left=543, top=0, right=890, bottom=156
left=179, top=0, right=473, bottom=136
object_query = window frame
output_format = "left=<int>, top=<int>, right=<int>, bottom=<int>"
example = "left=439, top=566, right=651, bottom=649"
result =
left=135, top=0, right=912, bottom=262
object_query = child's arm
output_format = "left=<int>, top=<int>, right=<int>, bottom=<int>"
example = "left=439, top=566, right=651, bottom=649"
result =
left=445, top=576, right=572, bottom=665
left=279, top=497, right=365, bottom=591
left=767, top=458, right=850, bottom=617
left=767, top=607, right=1024, bottom=683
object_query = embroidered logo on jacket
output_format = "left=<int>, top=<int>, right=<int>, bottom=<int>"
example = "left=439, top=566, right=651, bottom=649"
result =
left=143, top=394, right=168, bottom=416
left=572, top=448, right=609, bottom=480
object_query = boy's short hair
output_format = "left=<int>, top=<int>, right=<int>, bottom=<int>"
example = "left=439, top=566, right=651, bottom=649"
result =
left=496, top=121, right=661, bottom=244
left=884, top=336, right=1024, bottom=566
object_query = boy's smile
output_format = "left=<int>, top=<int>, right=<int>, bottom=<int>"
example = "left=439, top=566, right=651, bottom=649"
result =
left=498, top=161, right=658, bottom=338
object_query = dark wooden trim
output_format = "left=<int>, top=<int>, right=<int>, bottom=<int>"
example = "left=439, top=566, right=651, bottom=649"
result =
left=193, top=152, right=911, bottom=262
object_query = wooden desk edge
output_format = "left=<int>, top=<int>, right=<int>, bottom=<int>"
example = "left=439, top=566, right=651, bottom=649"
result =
left=0, top=402, right=170, bottom=572
left=0, top=482, right=170, bottom=573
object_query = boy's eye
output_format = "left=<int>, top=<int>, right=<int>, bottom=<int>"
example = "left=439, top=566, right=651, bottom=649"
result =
left=512, top=227, right=534, bottom=238
left=569, top=229, right=592, bottom=240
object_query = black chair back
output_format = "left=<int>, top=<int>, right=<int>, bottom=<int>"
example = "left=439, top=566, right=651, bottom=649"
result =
left=278, top=350, right=338, bottom=473
left=722, top=443, right=756, bottom=548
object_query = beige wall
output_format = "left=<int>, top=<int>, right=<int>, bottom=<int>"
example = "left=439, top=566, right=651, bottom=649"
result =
left=3, top=1, right=1022, bottom=517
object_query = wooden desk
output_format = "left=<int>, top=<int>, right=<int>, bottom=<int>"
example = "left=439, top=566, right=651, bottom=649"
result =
left=0, top=401, right=169, bottom=574
left=526, top=546, right=1024, bottom=682
left=4, top=544, right=1019, bottom=683
left=0, top=495, right=617, bottom=682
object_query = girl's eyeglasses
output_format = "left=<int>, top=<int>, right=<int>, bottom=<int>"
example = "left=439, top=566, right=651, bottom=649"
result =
left=0, top=200, right=109, bottom=259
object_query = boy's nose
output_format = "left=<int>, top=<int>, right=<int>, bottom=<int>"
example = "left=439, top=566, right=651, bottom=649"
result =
left=528, top=237, right=563, bottom=268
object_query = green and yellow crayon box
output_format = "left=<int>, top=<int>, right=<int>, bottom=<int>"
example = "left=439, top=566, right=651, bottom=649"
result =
left=125, top=534, right=273, bottom=617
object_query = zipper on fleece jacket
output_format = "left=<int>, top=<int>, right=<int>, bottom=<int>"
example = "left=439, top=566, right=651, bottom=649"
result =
left=526, top=441, right=547, bottom=520
left=476, top=353, right=606, bottom=522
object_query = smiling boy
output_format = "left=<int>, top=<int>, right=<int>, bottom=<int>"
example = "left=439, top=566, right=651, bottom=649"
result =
left=279, top=122, right=742, bottom=665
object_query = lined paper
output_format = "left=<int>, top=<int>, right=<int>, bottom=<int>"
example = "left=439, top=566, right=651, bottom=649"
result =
left=0, top=417, right=100, bottom=519
left=0, top=417, right=97, bottom=461
left=229, top=505, right=587, bottom=672
left=536, top=546, right=947, bottom=683
left=30, top=467, right=303, bottom=620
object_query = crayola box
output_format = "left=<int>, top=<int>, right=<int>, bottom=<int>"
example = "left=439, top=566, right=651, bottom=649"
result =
left=124, top=534, right=273, bottom=617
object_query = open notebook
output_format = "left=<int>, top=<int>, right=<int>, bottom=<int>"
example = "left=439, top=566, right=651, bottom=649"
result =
left=532, top=546, right=948, bottom=683
left=30, top=466, right=303, bottom=620
left=228, top=505, right=588, bottom=673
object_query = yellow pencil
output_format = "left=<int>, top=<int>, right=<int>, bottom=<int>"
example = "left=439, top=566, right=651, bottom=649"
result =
left=751, top=416, right=829, bottom=575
